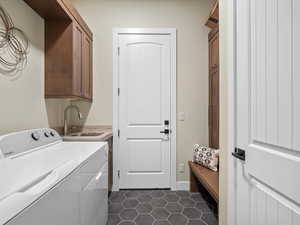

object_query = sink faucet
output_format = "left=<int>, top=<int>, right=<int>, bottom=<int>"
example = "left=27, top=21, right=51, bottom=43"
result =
left=64, top=104, right=83, bottom=136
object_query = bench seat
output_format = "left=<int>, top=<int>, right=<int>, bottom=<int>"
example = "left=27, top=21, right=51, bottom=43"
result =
left=189, top=161, right=219, bottom=203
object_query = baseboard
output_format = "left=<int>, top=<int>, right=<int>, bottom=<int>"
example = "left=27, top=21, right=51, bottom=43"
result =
left=176, top=181, right=190, bottom=191
left=112, top=182, right=190, bottom=191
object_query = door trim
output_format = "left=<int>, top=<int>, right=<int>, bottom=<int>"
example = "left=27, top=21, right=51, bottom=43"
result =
left=112, top=28, right=177, bottom=191
left=220, top=0, right=238, bottom=224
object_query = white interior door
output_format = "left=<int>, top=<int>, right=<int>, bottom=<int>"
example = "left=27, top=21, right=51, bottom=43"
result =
left=118, top=33, right=172, bottom=189
left=235, top=0, right=300, bottom=224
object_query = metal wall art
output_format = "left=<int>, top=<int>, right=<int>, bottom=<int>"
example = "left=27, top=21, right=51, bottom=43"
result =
left=0, top=5, right=29, bottom=77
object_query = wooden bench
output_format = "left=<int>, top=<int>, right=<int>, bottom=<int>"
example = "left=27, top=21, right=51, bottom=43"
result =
left=189, top=161, right=219, bottom=203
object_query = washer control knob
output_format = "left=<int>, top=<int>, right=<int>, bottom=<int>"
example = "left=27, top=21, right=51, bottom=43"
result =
left=31, top=132, right=40, bottom=141
left=44, top=131, right=50, bottom=138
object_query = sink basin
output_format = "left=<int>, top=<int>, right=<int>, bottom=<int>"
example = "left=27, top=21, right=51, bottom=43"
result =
left=70, top=132, right=104, bottom=137
left=80, top=132, right=104, bottom=137
left=63, top=129, right=112, bottom=142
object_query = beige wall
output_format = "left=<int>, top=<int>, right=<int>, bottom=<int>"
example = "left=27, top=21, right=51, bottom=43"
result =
left=0, top=0, right=66, bottom=135
left=72, top=0, right=213, bottom=181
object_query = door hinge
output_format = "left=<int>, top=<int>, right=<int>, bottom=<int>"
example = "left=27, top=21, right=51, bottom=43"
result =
left=118, top=129, right=120, bottom=137
left=118, top=88, right=120, bottom=96
left=118, top=170, right=120, bottom=179
left=118, top=47, right=120, bottom=56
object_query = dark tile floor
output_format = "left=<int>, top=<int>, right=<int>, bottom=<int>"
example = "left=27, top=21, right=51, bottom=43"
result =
left=108, top=189, right=218, bottom=225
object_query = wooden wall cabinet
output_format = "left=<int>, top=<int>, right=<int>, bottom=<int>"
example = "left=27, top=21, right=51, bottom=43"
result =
left=205, top=1, right=219, bottom=29
left=206, top=1, right=219, bottom=149
left=71, top=22, right=93, bottom=100
left=81, top=31, right=93, bottom=99
left=208, top=29, right=219, bottom=149
left=24, top=0, right=93, bottom=101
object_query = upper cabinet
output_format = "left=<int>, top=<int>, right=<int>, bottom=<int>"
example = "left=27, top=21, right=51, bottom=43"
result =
left=24, top=0, right=93, bottom=101
left=205, top=0, right=219, bottom=29
left=206, top=0, right=219, bottom=149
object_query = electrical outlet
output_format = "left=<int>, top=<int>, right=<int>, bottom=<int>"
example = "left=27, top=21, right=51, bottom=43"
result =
left=178, top=163, right=185, bottom=173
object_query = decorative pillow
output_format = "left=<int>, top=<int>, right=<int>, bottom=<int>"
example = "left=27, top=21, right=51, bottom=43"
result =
left=193, top=144, right=219, bottom=172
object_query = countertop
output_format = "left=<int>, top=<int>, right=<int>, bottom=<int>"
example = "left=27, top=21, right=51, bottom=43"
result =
left=61, top=125, right=113, bottom=142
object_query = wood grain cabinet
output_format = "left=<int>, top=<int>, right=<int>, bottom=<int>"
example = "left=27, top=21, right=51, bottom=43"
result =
left=205, top=1, right=219, bottom=29
left=208, top=29, right=219, bottom=149
left=72, top=23, right=93, bottom=100
left=81, top=32, right=93, bottom=99
left=24, top=0, right=93, bottom=101
left=205, top=1, right=219, bottom=150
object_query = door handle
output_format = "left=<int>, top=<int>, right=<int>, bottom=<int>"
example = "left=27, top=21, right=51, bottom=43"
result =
left=160, top=129, right=170, bottom=134
left=232, top=148, right=246, bottom=161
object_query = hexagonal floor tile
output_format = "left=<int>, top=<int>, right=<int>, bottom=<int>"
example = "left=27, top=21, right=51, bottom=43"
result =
left=119, top=222, right=135, bottom=225
left=109, top=203, right=123, bottom=214
left=183, top=208, right=201, bottom=219
left=135, top=214, right=155, bottom=225
left=164, top=194, right=179, bottom=202
left=202, top=213, right=218, bottom=225
left=179, top=198, right=195, bottom=207
left=110, top=192, right=126, bottom=203
left=137, top=190, right=153, bottom=195
left=153, top=220, right=172, bottom=225
left=107, top=214, right=121, bottom=225
left=195, top=202, right=213, bottom=213
left=125, top=191, right=140, bottom=198
left=123, top=199, right=139, bottom=208
left=110, top=191, right=124, bottom=199
left=138, top=194, right=152, bottom=203
left=190, top=193, right=205, bottom=202
left=176, top=191, right=191, bottom=198
left=150, top=198, right=167, bottom=207
left=168, top=214, right=188, bottom=225
left=151, top=208, right=170, bottom=220
left=165, top=203, right=183, bottom=213
left=188, top=220, right=207, bottom=225
left=120, top=208, right=138, bottom=220
left=150, top=190, right=165, bottom=198
left=136, top=203, right=153, bottom=213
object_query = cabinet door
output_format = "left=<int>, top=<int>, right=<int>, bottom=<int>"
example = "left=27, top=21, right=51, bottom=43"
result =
left=73, top=23, right=83, bottom=97
left=82, top=34, right=93, bottom=100
left=208, top=30, right=219, bottom=149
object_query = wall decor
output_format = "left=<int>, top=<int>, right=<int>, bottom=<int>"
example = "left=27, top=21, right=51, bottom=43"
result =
left=0, top=5, right=29, bottom=77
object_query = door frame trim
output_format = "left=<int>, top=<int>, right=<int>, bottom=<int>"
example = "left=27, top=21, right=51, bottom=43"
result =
left=220, top=0, right=237, bottom=224
left=112, top=28, right=177, bottom=191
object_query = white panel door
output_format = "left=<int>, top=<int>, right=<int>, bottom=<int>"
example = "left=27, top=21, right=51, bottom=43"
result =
left=235, top=0, right=300, bottom=224
left=118, top=34, right=171, bottom=189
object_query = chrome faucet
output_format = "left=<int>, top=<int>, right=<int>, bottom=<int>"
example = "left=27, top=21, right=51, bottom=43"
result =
left=64, top=104, right=83, bottom=136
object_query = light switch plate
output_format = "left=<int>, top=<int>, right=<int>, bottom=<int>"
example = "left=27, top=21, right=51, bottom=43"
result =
left=178, top=112, right=185, bottom=121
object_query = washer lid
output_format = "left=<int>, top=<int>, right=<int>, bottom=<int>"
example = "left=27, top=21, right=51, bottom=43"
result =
left=0, top=160, right=78, bottom=225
